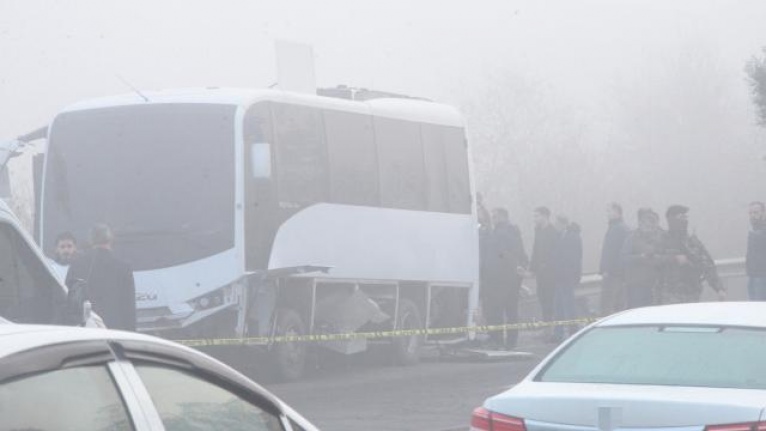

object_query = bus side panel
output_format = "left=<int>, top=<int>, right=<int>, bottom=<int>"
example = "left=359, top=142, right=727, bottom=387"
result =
left=268, top=203, right=478, bottom=286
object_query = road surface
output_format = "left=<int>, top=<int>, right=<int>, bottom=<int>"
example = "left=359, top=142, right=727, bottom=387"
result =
left=260, top=342, right=555, bottom=431
left=251, top=272, right=747, bottom=430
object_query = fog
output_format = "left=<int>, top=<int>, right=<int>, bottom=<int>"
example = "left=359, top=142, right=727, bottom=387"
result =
left=2, top=0, right=765, bottom=270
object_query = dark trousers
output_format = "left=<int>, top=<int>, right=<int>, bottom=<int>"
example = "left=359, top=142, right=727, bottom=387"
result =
left=748, top=277, right=766, bottom=301
left=626, top=281, right=654, bottom=309
left=553, top=281, right=577, bottom=340
left=536, top=275, right=556, bottom=322
left=482, top=280, right=521, bottom=348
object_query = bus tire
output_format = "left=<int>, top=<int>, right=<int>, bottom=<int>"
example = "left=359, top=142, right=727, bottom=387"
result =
left=272, top=308, right=307, bottom=381
left=392, top=298, right=422, bottom=366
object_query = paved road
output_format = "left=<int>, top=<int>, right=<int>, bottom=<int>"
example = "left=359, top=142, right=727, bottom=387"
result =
left=259, top=342, right=555, bottom=431
left=231, top=270, right=748, bottom=430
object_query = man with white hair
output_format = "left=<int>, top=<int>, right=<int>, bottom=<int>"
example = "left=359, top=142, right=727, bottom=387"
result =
left=66, top=224, right=136, bottom=330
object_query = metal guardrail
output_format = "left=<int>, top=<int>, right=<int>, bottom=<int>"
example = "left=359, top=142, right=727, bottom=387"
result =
left=519, top=257, right=747, bottom=321
left=578, top=257, right=746, bottom=291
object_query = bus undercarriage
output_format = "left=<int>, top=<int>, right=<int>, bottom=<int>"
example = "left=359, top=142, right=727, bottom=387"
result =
left=137, top=267, right=474, bottom=380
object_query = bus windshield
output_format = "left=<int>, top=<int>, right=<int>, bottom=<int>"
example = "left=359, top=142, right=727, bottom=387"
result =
left=42, top=104, right=236, bottom=271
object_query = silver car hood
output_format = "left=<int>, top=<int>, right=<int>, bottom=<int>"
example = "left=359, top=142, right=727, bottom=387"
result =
left=486, top=381, right=766, bottom=428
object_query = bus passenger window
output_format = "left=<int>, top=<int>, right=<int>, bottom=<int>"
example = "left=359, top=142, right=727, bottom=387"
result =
left=245, top=105, right=274, bottom=179
left=324, top=110, right=379, bottom=206
left=243, top=102, right=278, bottom=270
left=251, top=144, right=272, bottom=179
left=444, top=129, right=471, bottom=214
left=375, top=118, right=427, bottom=211
left=421, top=124, right=450, bottom=213
left=273, top=104, right=328, bottom=205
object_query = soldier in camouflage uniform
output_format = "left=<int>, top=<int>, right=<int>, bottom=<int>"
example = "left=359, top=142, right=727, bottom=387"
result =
left=655, top=205, right=726, bottom=304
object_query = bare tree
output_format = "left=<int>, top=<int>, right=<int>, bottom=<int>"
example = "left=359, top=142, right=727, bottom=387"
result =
left=459, top=38, right=762, bottom=269
left=458, top=69, right=604, bottom=268
left=608, top=38, right=762, bottom=258
left=745, top=47, right=766, bottom=128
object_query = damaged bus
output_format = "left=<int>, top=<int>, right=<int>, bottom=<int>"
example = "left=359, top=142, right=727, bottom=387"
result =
left=37, top=86, right=479, bottom=379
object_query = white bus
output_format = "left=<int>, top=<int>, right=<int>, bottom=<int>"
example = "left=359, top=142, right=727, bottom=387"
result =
left=37, top=86, right=479, bottom=379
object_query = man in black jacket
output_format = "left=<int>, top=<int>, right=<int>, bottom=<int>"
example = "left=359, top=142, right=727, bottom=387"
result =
left=66, top=224, right=136, bottom=331
left=530, top=207, right=557, bottom=323
left=481, top=208, right=528, bottom=349
left=551, top=215, right=582, bottom=342
left=599, top=203, right=630, bottom=315
left=747, top=201, right=766, bottom=301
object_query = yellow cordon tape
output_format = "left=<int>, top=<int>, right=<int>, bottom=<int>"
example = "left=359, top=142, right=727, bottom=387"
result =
left=171, top=317, right=598, bottom=348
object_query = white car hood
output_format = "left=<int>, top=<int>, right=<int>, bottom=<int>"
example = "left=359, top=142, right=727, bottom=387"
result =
left=486, top=381, right=766, bottom=428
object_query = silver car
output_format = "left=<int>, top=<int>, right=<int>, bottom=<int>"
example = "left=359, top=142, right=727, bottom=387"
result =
left=473, top=302, right=766, bottom=431
left=0, top=324, right=318, bottom=431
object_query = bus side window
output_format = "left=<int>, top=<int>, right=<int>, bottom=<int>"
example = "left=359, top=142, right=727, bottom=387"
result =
left=420, top=124, right=450, bottom=213
left=272, top=103, right=328, bottom=205
left=444, top=128, right=472, bottom=214
left=246, top=104, right=273, bottom=179
left=250, top=144, right=272, bottom=179
left=375, top=117, right=427, bottom=211
left=324, top=110, right=379, bottom=206
left=244, top=102, right=277, bottom=270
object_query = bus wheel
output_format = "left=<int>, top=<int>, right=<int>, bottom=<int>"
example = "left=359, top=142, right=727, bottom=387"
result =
left=272, top=308, right=307, bottom=381
left=392, top=299, right=422, bottom=366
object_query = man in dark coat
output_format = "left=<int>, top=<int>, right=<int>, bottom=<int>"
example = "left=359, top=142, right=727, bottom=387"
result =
left=599, top=203, right=630, bottom=315
left=551, top=215, right=582, bottom=342
left=529, top=206, right=558, bottom=323
left=481, top=208, right=528, bottom=349
left=66, top=224, right=136, bottom=331
left=747, top=201, right=766, bottom=301
left=621, top=208, right=663, bottom=308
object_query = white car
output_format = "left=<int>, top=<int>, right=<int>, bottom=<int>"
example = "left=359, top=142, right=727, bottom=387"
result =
left=0, top=324, right=319, bottom=431
left=473, top=302, right=766, bottom=431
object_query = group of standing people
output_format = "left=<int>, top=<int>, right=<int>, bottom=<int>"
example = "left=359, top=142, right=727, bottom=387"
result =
left=530, top=207, right=583, bottom=342
left=477, top=196, right=766, bottom=349
left=599, top=203, right=725, bottom=315
left=49, top=224, right=136, bottom=331
left=478, top=198, right=583, bottom=347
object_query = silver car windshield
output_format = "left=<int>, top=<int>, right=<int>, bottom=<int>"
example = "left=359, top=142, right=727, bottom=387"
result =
left=538, top=325, right=766, bottom=390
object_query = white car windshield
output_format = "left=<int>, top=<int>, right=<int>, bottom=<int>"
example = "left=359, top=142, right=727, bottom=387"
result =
left=537, top=325, right=766, bottom=390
